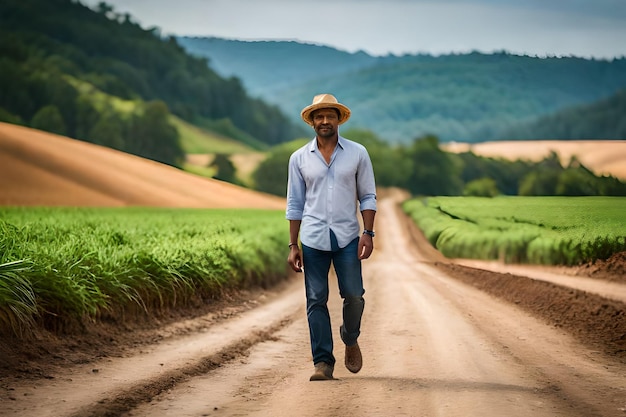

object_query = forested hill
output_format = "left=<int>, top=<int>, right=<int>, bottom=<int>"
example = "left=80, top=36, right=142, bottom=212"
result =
left=502, top=89, right=626, bottom=140
left=0, top=0, right=305, bottom=167
left=178, top=37, right=626, bottom=143
left=179, top=37, right=378, bottom=99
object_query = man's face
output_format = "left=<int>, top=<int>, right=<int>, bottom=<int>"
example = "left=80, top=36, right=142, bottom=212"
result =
left=312, top=108, right=339, bottom=138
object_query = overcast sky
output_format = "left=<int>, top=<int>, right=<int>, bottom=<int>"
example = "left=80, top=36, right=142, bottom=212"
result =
left=83, top=0, right=626, bottom=59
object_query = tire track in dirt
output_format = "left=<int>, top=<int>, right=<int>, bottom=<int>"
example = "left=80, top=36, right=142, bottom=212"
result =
left=71, top=327, right=285, bottom=417
left=1, top=280, right=304, bottom=417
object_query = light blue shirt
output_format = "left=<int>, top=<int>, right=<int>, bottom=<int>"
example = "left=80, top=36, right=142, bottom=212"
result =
left=286, top=136, right=377, bottom=251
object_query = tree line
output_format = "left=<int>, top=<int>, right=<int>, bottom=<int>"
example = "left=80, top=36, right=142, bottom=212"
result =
left=252, top=129, right=626, bottom=197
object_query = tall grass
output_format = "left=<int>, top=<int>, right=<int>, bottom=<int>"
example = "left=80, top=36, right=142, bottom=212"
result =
left=402, top=196, right=626, bottom=265
left=0, top=207, right=288, bottom=334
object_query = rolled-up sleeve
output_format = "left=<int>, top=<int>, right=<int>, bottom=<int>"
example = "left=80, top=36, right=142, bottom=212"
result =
left=357, top=149, right=377, bottom=212
left=359, top=192, right=377, bottom=211
left=286, top=152, right=305, bottom=220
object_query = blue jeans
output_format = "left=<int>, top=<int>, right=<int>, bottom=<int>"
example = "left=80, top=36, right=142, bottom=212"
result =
left=302, top=231, right=365, bottom=366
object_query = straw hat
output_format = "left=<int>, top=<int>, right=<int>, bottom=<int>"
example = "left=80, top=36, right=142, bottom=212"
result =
left=300, top=94, right=351, bottom=126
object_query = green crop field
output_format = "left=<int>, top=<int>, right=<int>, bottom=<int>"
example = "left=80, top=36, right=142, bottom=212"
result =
left=0, top=207, right=287, bottom=335
left=402, top=196, right=626, bottom=265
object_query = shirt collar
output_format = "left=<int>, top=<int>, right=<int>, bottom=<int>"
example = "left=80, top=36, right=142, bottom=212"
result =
left=309, top=136, right=345, bottom=152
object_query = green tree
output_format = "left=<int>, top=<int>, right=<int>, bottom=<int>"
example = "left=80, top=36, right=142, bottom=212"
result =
left=211, top=153, right=237, bottom=184
left=344, top=128, right=412, bottom=188
left=44, top=73, right=79, bottom=137
left=456, top=151, right=533, bottom=195
left=74, top=96, right=101, bottom=140
left=463, top=177, right=499, bottom=197
left=253, top=140, right=308, bottom=197
left=518, top=170, right=559, bottom=196
left=89, top=111, right=125, bottom=150
left=556, top=169, right=598, bottom=196
left=253, top=149, right=291, bottom=197
left=127, top=101, right=183, bottom=167
left=0, top=55, right=36, bottom=121
left=30, top=105, right=66, bottom=135
left=405, top=135, right=463, bottom=196
left=0, top=107, right=23, bottom=125
left=595, top=175, right=626, bottom=196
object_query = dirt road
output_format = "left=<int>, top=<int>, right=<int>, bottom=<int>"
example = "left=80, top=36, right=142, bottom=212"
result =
left=2, top=194, right=625, bottom=417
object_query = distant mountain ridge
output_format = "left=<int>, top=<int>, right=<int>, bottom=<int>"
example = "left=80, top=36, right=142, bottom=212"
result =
left=178, top=37, right=378, bottom=99
left=178, top=37, right=626, bottom=143
left=502, top=89, right=626, bottom=140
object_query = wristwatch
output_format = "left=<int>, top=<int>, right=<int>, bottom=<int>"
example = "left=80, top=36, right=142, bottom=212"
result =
left=363, top=229, right=375, bottom=237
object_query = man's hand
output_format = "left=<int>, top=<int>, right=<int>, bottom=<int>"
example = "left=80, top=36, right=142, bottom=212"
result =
left=358, top=234, right=374, bottom=260
left=287, top=246, right=303, bottom=272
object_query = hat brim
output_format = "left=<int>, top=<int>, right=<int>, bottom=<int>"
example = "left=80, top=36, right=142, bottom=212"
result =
left=301, top=103, right=351, bottom=126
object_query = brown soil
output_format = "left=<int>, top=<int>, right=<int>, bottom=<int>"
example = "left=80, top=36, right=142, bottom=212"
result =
left=434, top=262, right=626, bottom=357
left=0, top=122, right=284, bottom=209
left=1, top=128, right=625, bottom=416
left=573, top=251, right=626, bottom=283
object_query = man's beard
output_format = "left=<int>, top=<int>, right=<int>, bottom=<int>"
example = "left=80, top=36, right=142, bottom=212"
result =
left=316, top=125, right=335, bottom=137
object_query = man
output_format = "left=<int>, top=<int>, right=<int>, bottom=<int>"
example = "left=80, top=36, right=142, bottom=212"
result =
left=286, top=93, right=377, bottom=381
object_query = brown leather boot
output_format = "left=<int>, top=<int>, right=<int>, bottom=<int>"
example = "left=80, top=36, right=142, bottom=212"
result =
left=309, top=362, right=334, bottom=381
left=345, top=342, right=362, bottom=373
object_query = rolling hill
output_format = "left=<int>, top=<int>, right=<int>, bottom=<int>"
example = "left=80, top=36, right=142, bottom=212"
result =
left=0, top=122, right=284, bottom=208
left=501, top=89, right=626, bottom=139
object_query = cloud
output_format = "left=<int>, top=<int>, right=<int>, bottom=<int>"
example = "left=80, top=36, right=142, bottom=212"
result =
left=82, top=0, right=626, bottom=58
